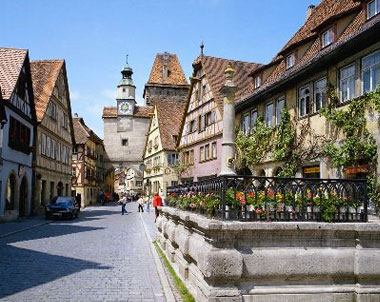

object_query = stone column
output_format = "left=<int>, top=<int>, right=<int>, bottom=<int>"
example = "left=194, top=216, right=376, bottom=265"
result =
left=220, top=63, right=237, bottom=176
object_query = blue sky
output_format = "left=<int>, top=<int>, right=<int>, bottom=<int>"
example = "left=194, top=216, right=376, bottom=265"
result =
left=1, top=0, right=319, bottom=138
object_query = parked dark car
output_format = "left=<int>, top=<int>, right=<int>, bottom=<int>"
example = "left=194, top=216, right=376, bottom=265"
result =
left=45, top=196, right=79, bottom=220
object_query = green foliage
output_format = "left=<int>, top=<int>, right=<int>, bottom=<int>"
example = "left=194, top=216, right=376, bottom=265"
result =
left=236, top=116, right=274, bottom=168
left=153, top=241, right=195, bottom=302
left=320, top=83, right=380, bottom=208
left=236, top=109, right=298, bottom=177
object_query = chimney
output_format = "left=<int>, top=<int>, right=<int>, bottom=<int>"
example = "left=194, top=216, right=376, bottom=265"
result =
left=306, top=4, right=315, bottom=21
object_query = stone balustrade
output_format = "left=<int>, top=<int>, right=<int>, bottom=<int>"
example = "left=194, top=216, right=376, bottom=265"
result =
left=157, top=206, right=380, bottom=302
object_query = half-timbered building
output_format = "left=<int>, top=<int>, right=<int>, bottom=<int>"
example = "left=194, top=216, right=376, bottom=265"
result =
left=0, top=47, right=37, bottom=221
left=30, top=59, right=75, bottom=213
left=177, top=55, right=261, bottom=182
left=72, top=116, right=105, bottom=207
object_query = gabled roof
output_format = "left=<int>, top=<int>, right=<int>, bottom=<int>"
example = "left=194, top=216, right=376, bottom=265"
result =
left=279, top=0, right=361, bottom=55
left=30, top=59, right=64, bottom=122
left=147, top=52, right=188, bottom=86
left=0, top=47, right=28, bottom=100
left=73, top=116, right=102, bottom=145
left=237, top=1, right=380, bottom=108
left=156, top=100, right=186, bottom=151
left=192, top=55, right=262, bottom=114
left=102, top=105, right=153, bottom=118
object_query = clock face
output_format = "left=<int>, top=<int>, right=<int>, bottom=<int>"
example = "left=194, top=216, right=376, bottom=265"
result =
left=118, top=102, right=131, bottom=115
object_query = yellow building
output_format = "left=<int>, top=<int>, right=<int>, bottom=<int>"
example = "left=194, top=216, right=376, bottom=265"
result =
left=235, top=0, right=380, bottom=182
left=143, top=100, right=187, bottom=196
left=71, top=116, right=106, bottom=207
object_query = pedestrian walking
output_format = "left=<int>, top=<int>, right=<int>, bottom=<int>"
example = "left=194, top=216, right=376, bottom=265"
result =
left=153, top=192, right=163, bottom=222
left=137, top=195, right=144, bottom=212
left=145, top=195, right=151, bottom=212
left=121, top=195, right=128, bottom=215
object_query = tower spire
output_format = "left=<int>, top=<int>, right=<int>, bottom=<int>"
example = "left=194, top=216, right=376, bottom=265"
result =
left=200, top=41, right=204, bottom=57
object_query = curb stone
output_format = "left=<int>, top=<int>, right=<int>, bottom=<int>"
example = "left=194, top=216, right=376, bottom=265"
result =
left=139, top=212, right=177, bottom=302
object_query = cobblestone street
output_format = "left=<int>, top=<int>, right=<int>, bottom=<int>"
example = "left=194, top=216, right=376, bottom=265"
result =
left=0, top=203, right=166, bottom=302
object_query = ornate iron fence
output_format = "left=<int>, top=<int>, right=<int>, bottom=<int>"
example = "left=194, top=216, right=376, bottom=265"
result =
left=166, top=176, right=368, bottom=222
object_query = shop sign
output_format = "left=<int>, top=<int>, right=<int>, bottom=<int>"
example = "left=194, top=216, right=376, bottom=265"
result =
left=303, top=166, right=320, bottom=174
left=345, top=165, right=369, bottom=175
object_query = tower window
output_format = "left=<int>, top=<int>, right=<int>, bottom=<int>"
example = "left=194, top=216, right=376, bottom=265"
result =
left=122, top=139, right=129, bottom=146
left=163, top=65, right=170, bottom=78
left=122, top=88, right=126, bottom=92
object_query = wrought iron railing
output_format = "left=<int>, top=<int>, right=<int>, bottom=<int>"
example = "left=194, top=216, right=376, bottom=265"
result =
left=166, top=176, right=368, bottom=223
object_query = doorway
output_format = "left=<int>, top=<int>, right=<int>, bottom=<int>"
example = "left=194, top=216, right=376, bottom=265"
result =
left=19, top=176, right=28, bottom=217
left=57, top=182, right=64, bottom=196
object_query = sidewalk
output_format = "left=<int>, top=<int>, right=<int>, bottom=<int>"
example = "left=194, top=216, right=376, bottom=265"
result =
left=0, top=215, right=51, bottom=238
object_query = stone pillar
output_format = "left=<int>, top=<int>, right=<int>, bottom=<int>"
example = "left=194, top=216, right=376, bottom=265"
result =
left=220, top=63, right=237, bottom=176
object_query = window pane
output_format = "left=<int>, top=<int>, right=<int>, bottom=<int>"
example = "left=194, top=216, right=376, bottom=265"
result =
left=315, top=78, right=327, bottom=111
left=265, top=103, right=273, bottom=127
left=373, top=64, right=380, bottom=91
left=276, top=99, right=285, bottom=124
left=242, top=114, right=250, bottom=135
left=368, top=0, right=376, bottom=18
left=363, top=69, right=371, bottom=93
left=251, top=111, right=257, bottom=129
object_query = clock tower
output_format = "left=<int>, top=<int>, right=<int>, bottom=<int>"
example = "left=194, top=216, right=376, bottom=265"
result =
left=117, top=56, right=136, bottom=116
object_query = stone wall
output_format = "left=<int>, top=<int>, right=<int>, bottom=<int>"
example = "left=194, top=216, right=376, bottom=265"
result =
left=157, top=207, right=380, bottom=302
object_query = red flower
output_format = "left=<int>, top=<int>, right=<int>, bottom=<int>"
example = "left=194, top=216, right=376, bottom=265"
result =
left=248, top=192, right=255, bottom=198
left=268, top=190, right=274, bottom=197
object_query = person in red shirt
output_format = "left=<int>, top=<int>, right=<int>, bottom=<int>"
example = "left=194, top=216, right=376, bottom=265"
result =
left=152, top=192, right=163, bottom=222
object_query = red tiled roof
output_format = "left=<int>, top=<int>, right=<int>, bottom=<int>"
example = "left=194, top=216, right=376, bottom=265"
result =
left=147, top=52, right=188, bottom=86
left=193, top=56, right=262, bottom=115
left=30, top=60, right=64, bottom=122
left=0, top=47, right=27, bottom=100
left=156, top=100, right=186, bottom=150
left=279, top=0, right=361, bottom=55
left=237, top=3, right=380, bottom=106
left=73, top=116, right=102, bottom=145
left=102, top=105, right=153, bottom=118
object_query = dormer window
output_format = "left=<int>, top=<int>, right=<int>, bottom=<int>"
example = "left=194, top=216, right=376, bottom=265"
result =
left=286, top=54, right=295, bottom=69
left=254, top=76, right=261, bottom=89
left=321, top=28, right=334, bottom=48
left=368, top=0, right=380, bottom=19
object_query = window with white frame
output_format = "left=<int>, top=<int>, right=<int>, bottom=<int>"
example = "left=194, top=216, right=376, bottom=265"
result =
left=367, top=0, right=380, bottom=19
left=298, top=85, right=311, bottom=118
left=362, top=50, right=380, bottom=93
left=265, top=103, right=274, bottom=127
left=212, top=142, right=217, bottom=159
left=41, top=133, right=47, bottom=155
left=276, top=98, right=285, bottom=125
left=205, top=144, right=210, bottom=161
left=286, top=54, right=295, bottom=69
left=242, top=113, right=250, bottom=135
left=200, top=146, right=205, bottom=162
left=254, top=76, right=261, bottom=89
left=46, top=136, right=51, bottom=157
left=250, top=110, right=258, bottom=129
left=321, top=28, right=334, bottom=48
left=314, top=78, right=327, bottom=111
left=340, top=64, right=356, bottom=102
left=49, top=102, right=57, bottom=120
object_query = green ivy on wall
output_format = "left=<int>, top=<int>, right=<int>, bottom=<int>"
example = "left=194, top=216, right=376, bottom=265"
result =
left=320, top=84, right=380, bottom=208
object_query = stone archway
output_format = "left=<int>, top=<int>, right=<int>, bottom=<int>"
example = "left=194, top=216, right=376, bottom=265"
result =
left=19, top=176, right=28, bottom=217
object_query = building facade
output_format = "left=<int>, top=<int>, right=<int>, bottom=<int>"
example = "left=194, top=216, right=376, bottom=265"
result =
left=30, top=60, right=75, bottom=213
left=0, top=48, right=37, bottom=221
left=235, top=0, right=380, bottom=181
left=71, top=116, right=105, bottom=207
left=177, top=55, right=261, bottom=182
left=143, top=100, right=186, bottom=196
left=102, top=60, right=152, bottom=195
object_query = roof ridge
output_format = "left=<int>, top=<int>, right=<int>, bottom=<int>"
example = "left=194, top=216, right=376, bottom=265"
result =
left=195, top=55, right=261, bottom=65
left=0, top=47, right=28, bottom=51
left=31, top=59, right=64, bottom=63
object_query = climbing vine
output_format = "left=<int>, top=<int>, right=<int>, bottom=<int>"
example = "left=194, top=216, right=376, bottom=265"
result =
left=236, top=109, right=325, bottom=178
left=320, top=84, right=380, bottom=208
